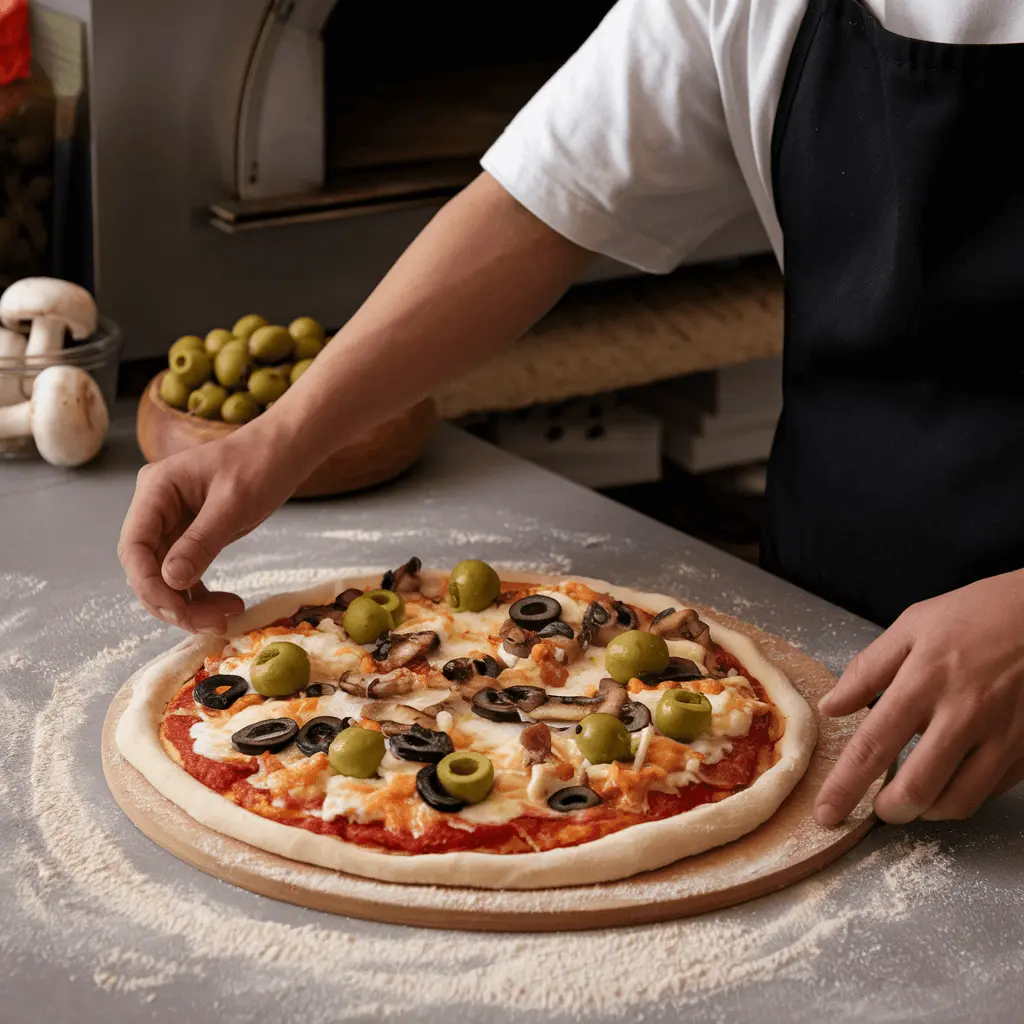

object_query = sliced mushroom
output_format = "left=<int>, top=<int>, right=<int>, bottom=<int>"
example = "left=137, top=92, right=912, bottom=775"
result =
left=580, top=599, right=639, bottom=647
left=362, top=700, right=438, bottom=731
left=381, top=557, right=422, bottom=593
left=372, top=630, right=440, bottom=671
left=499, top=620, right=536, bottom=659
left=520, top=722, right=553, bottom=766
left=528, top=694, right=604, bottom=723
left=291, top=588, right=362, bottom=627
left=540, top=635, right=584, bottom=666
left=337, top=678, right=368, bottom=697
left=649, top=607, right=712, bottom=649
left=366, top=670, right=418, bottom=698
left=596, top=678, right=628, bottom=718
left=420, top=692, right=455, bottom=718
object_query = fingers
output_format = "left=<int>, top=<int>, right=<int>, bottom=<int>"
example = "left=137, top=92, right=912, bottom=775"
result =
left=162, top=491, right=238, bottom=590
left=118, top=470, right=189, bottom=626
left=179, top=582, right=245, bottom=636
left=815, top=672, right=919, bottom=826
left=872, top=711, right=975, bottom=824
left=994, top=759, right=1024, bottom=797
left=819, top=621, right=914, bottom=717
left=921, top=743, right=1020, bottom=820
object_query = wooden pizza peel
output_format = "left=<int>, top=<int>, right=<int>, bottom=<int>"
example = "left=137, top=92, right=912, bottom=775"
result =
left=102, top=608, right=888, bottom=932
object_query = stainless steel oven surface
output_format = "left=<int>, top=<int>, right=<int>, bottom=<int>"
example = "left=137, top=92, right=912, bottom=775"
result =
left=42, top=0, right=769, bottom=360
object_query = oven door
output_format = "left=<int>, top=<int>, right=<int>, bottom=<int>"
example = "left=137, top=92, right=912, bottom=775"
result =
left=84, top=0, right=768, bottom=359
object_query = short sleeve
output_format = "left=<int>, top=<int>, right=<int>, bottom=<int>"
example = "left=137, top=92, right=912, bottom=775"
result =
left=481, top=0, right=751, bottom=274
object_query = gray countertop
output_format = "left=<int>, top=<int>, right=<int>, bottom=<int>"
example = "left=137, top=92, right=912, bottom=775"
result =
left=1, top=406, right=1020, bottom=1024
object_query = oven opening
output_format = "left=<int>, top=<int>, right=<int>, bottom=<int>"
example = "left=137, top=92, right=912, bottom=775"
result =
left=211, top=0, right=614, bottom=232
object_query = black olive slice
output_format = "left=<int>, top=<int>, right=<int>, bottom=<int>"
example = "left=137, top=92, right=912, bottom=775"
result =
left=502, top=685, right=548, bottom=712
left=474, top=655, right=504, bottom=678
left=442, top=657, right=474, bottom=682
left=509, top=595, right=562, bottom=630
left=536, top=621, right=574, bottom=640
left=650, top=606, right=676, bottom=629
left=621, top=701, right=652, bottom=732
left=612, top=600, right=637, bottom=627
left=194, top=674, right=248, bottom=711
left=547, top=786, right=602, bottom=813
left=583, top=601, right=611, bottom=628
left=231, top=718, right=299, bottom=755
left=389, top=723, right=455, bottom=764
left=639, top=658, right=705, bottom=686
left=416, top=763, right=465, bottom=813
left=304, top=682, right=337, bottom=697
left=471, top=688, right=520, bottom=723
left=295, top=715, right=347, bottom=756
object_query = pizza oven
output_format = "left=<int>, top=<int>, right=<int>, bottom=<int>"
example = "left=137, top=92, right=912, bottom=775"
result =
left=54, top=0, right=769, bottom=361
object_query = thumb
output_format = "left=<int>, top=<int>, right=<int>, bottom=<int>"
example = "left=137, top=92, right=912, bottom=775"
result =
left=162, top=494, right=238, bottom=590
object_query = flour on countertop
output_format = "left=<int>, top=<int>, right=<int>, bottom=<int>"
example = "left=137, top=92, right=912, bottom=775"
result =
left=2, top=560, right=1019, bottom=1023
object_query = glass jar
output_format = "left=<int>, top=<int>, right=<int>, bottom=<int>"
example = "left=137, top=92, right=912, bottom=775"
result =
left=0, top=317, right=121, bottom=458
left=0, top=66, right=56, bottom=289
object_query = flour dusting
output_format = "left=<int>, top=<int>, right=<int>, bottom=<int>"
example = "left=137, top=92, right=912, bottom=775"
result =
left=3, top=558, right=1020, bottom=1024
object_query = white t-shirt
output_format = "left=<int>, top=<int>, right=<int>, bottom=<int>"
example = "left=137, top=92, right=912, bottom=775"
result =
left=481, top=0, right=1024, bottom=273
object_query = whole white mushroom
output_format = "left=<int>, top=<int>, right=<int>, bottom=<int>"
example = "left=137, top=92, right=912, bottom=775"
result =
left=0, top=328, right=27, bottom=407
left=0, top=364, right=109, bottom=467
left=0, top=278, right=99, bottom=397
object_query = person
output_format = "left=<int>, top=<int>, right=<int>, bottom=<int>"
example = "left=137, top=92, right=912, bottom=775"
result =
left=119, top=0, right=1024, bottom=829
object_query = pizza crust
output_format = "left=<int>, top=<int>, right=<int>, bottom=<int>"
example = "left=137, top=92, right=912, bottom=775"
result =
left=115, top=573, right=816, bottom=890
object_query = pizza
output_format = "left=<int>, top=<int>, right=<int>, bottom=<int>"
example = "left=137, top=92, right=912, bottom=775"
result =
left=115, top=561, right=815, bottom=889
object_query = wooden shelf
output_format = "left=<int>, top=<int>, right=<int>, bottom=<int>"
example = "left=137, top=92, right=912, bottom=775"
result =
left=433, top=256, right=783, bottom=419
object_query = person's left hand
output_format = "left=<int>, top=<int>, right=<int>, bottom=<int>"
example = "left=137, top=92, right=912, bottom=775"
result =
left=815, top=570, right=1024, bottom=826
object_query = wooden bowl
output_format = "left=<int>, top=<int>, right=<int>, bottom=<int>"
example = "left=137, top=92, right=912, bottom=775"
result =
left=136, top=371, right=437, bottom=498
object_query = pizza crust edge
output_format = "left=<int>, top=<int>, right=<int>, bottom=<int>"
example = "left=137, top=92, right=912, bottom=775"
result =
left=115, top=572, right=817, bottom=891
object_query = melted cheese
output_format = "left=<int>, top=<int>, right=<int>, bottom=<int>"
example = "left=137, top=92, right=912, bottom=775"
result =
left=180, top=585, right=773, bottom=834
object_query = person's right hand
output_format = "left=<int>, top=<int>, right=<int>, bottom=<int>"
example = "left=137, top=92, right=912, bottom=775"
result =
left=118, top=422, right=309, bottom=634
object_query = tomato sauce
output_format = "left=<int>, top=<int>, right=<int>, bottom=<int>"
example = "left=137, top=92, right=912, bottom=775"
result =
left=161, top=632, right=778, bottom=857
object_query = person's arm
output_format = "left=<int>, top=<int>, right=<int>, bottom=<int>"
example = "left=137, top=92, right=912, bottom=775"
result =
left=118, top=174, right=593, bottom=632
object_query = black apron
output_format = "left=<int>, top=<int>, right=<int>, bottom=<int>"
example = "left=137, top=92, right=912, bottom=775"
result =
left=764, top=0, right=1024, bottom=626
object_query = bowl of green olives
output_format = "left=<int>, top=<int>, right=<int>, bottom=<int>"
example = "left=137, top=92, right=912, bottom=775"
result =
left=136, top=313, right=437, bottom=498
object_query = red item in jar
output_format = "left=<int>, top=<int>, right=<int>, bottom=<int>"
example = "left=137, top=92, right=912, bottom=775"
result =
left=0, top=0, right=30, bottom=87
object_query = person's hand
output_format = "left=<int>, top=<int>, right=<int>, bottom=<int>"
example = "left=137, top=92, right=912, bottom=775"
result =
left=815, top=571, right=1024, bottom=826
left=118, top=422, right=309, bottom=634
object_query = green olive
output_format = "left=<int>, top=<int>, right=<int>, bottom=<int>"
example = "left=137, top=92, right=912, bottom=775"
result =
left=159, top=372, right=191, bottom=410
left=574, top=713, right=632, bottom=764
left=248, top=325, right=293, bottom=364
left=187, top=382, right=228, bottom=419
left=292, top=335, right=323, bottom=361
left=363, top=589, right=404, bottom=627
left=213, top=339, right=252, bottom=388
left=437, top=751, right=494, bottom=804
left=604, top=630, right=670, bottom=685
left=168, top=335, right=205, bottom=362
left=655, top=689, right=712, bottom=742
left=290, top=358, right=314, bottom=384
left=221, top=392, right=260, bottom=425
left=448, top=559, right=501, bottom=613
left=168, top=346, right=212, bottom=388
left=231, top=313, right=267, bottom=340
left=247, top=366, right=290, bottom=405
left=204, top=328, right=234, bottom=355
left=250, top=640, right=311, bottom=697
left=343, top=595, right=393, bottom=644
left=288, top=316, right=325, bottom=347
left=328, top=726, right=385, bottom=778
